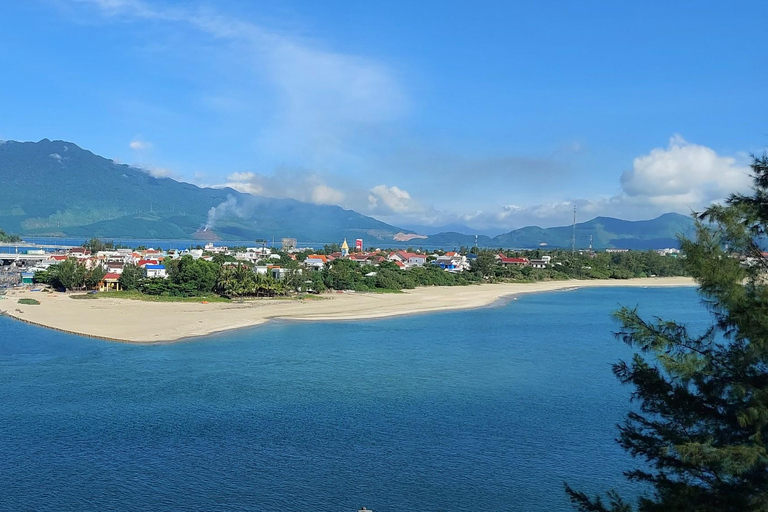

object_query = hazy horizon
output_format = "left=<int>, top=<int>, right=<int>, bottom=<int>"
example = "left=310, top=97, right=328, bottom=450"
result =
left=1, top=1, right=765, bottom=231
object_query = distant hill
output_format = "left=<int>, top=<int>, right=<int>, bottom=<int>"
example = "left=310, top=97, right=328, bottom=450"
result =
left=488, top=213, right=696, bottom=250
left=0, top=139, right=411, bottom=243
left=412, top=213, right=696, bottom=250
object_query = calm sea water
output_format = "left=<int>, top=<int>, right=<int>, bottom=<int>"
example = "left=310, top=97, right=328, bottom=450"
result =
left=0, top=287, right=709, bottom=512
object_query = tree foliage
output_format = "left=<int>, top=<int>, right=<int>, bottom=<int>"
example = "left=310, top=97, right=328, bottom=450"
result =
left=33, top=258, right=105, bottom=291
left=566, top=153, right=768, bottom=511
left=0, top=229, right=22, bottom=243
left=215, top=264, right=283, bottom=297
left=118, top=263, right=144, bottom=291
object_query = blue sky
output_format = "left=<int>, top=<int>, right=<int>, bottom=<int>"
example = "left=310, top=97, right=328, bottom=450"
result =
left=1, top=0, right=766, bottom=233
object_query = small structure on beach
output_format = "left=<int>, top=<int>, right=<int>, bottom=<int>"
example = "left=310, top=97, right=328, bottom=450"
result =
left=99, top=273, right=121, bottom=291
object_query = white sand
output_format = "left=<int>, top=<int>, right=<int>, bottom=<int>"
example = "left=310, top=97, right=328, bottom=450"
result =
left=0, top=277, right=696, bottom=343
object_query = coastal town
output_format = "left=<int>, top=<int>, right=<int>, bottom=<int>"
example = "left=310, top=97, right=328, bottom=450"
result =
left=0, top=235, right=688, bottom=296
left=2, top=238, right=469, bottom=290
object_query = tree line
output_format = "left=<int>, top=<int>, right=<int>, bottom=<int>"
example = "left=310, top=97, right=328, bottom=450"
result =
left=32, top=247, right=687, bottom=297
left=0, top=229, right=22, bottom=243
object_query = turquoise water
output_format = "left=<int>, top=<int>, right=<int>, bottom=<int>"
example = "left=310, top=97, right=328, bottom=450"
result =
left=0, top=287, right=709, bottom=511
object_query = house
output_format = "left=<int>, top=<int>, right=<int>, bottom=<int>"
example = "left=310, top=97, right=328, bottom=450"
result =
left=496, top=254, right=530, bottom=266
left=529, top=256, right=551, bottom=269
left=144, top=264, right=167, bottom=279
left=234, top=251, right=264, bottom=263
left=389, top=251, right=427, bottom=267
left=435, top=254, right=469, bottom=271
left=269, top=266, right=296, bottom=280
left=68, top=248, right=91, bottom=260
left=204, top=243, right=228, bottom=254
left=21, top=272, right=34, bottom=285
left=247, top=247, right=272, bottom=257
left=105, top=262, right=125, bottom=274
left=349, top=254, right=371, bottom=266
left=304, top=255, right=328, bottom=270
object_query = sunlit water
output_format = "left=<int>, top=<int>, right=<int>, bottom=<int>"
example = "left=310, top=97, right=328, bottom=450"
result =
left=0, top=287, right=709, bottom=511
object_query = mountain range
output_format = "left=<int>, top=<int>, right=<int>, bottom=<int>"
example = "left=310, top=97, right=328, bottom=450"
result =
left=0, top=139, right=696, bottom=249
left=0, top=139, right=411, bottom=244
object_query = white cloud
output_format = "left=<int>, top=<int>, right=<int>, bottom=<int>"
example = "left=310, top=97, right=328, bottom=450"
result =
left=210, top=168, right=346, bottom=207
left=367, top=185, right=421, bottom=215
left=620, top=135, right=751, bottom=207
left=138, top=165, right=175, bottom=178
left=311, top=184, right=344, bottom=205
left=226, top=172, right=255, bottom=182
left=78, top=0, right=407, bottom=164
left=49, top=153, right=63, bottom=161
left=129, top=139, right=152, bottom=150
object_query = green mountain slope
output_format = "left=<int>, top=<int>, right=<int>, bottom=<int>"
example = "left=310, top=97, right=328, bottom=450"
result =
left=489, top=213, right=696, bottom=249
left=0, top=139, right=410, bottom=242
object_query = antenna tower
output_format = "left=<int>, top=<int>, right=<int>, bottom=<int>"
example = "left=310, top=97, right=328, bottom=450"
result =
left=571, top=204, right=577, bottom=255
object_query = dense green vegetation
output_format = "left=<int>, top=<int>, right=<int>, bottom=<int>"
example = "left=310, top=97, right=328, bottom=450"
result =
left=566, top=153, right=768, bottom=511
left=0, top=229, right=21, bottom=243
left=467, top=249, right=685, bottom=282
left=93, top=290, right=231, bottom=303
left=82, top=238, right=130, bottom=252
left=33, top=259, right=105, bottom=291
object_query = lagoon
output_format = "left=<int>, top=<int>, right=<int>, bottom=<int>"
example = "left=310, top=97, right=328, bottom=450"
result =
left=0, top=287, right=709, bottom=511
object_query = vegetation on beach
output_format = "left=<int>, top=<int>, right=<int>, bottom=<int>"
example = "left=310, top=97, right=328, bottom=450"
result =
left=89, top=290, right=231, bottom=303
left=567, top=153, right=768, bottom=511
left=0, top=229, right=22, bottom=243
left=33, top=258, right=105, bottom=291
left=18, top=298, right=40, bottom=305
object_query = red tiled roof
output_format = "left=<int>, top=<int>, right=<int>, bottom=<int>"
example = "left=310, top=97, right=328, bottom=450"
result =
left=103, top=273, right=121, bottom=281
left=498, top=253, right=529, bottom=264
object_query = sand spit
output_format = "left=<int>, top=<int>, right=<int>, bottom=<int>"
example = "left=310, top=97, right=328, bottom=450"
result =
left=0, top=277, right=696, bottom=343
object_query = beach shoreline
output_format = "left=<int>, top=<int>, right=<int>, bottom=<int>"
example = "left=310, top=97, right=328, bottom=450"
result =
left=0, top=277, right=697, bottom=343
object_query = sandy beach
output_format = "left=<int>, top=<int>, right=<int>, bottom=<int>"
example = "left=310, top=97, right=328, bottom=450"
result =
left=0, top=277, right=696, bottom=343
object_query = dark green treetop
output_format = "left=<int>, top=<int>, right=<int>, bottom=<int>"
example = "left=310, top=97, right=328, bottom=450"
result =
left=566, top=153, right=768, bottom=511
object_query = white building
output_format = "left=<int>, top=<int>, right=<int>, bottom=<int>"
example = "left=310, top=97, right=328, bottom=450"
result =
left=144, top=265, right=167, bottom=279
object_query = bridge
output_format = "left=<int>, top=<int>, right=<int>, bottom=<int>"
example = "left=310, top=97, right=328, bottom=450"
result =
left=0, top=242, right=77, bottom=250
left=0, top=253, right=51, bottom=265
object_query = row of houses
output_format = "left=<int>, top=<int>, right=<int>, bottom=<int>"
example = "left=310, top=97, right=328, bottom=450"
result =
left=496, top=254, right=552, bottom=269
left=302, top=250, right=472, bottom=272
left=23, top=239, right=562, bottom=291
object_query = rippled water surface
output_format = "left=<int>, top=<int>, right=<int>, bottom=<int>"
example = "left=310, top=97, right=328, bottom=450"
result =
left=0, top=287, right=709, bottom=511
